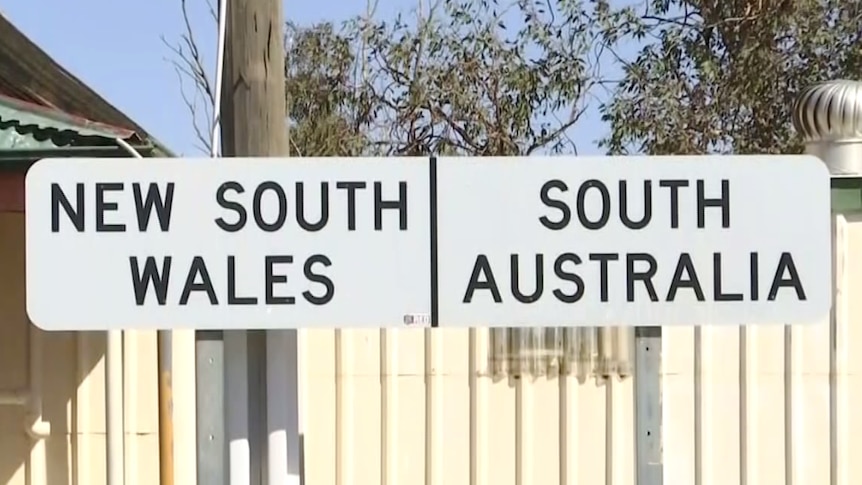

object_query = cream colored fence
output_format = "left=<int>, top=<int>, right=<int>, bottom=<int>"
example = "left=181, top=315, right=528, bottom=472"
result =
left=301, top=327, right=634, bottom=485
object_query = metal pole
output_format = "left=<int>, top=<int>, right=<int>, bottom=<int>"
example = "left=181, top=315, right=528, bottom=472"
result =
left=634, top=326, right=662, bottom=485
left=106, top=330, right=125, bottom=485
left=196, top=331, right=226, bottom=485
left=248, top=331, right=267, bottom=485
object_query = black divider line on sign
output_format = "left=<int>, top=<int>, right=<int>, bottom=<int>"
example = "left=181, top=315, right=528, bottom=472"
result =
left=429, top=155, right=439, bottom=327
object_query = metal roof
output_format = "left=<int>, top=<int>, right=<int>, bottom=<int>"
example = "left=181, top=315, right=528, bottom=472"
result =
left=0, top=12, right=173, bottom=155
left=0, top=94, right=138, bottom=150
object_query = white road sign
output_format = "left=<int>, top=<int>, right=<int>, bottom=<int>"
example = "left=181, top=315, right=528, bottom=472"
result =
left=436, top=155, right=831, bottom=326
left=26, top=155, right=831, bottom=330
left=26, top=157, right=431, bottom=330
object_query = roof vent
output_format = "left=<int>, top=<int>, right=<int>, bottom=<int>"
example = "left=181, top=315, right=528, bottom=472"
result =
left=792, top=79, right=862, bottom=175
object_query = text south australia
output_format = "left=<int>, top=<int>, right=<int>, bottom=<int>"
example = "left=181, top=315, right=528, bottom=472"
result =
left=461, top=179, right=803, bottom=305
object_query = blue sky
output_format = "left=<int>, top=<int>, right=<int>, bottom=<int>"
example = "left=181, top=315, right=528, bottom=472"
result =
left=1, top=0, right=613, bottom=156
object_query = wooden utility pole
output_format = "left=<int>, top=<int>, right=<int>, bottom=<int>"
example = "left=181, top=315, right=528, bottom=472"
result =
left=218, top=0, right=292, bottom=484
left=223, top=0, right=288, bottom=157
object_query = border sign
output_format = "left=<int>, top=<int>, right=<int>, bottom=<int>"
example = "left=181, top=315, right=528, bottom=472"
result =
left=25, top=155, right=831, bottom=330
left=436, top=156, right=831, bottom=326
left=26, top=157, right=431, bottom=330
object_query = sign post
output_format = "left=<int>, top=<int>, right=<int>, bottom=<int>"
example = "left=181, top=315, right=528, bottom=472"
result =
left=25, top=154, right=831, bottom=485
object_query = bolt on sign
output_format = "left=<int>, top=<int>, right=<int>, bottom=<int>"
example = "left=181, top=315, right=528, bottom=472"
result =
left=25, top=155, right=830, bottom=331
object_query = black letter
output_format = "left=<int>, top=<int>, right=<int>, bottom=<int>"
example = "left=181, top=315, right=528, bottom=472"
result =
left=553, top=253, right=584, bottom=303
left=510, top=254, right=544, bottom=303
left=374, top=181, right=408, bottom=230
left=666, top=253, right=704, bottom=301
left=253, top=182, right=288, bottom=232
left=696, top=179, right=730, bottom=229
left=265, top=255, right=296, bottom=304
left=589, top=253, right=619, bottom=302
left=296, top=182, right=329, bottom=231
left=95, top=182, right=125, bottom=232
left=576, top=180, right=611, bottom=230
left=626, top=253, right=658, bottom=302
left=179, top=257, right=218, bottom=305
left=619, top=180, right=652, bottom=229
left=215, top=181, right=247, bottom=232
left=51, top=183, right=85, bottom=232
left=336, top=181, right=367, bottom=230
left=750, top=252, right=759, bottom=301
left=129, top=256, right=171, bottom=305
left=227, top=256, right=257, bottom=304
left=133, top=182, right=175, bottom=231
left=303, top=254, right=334, bottom=305
left=539, top=180, right=570, bottom=230
left=463, top=255, right=502, bottom=303
left=659, top=180, right=688, bottom=228
left=767, top=252, right=806, bottom=300
left=713, top=253, right=743, bottom=301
